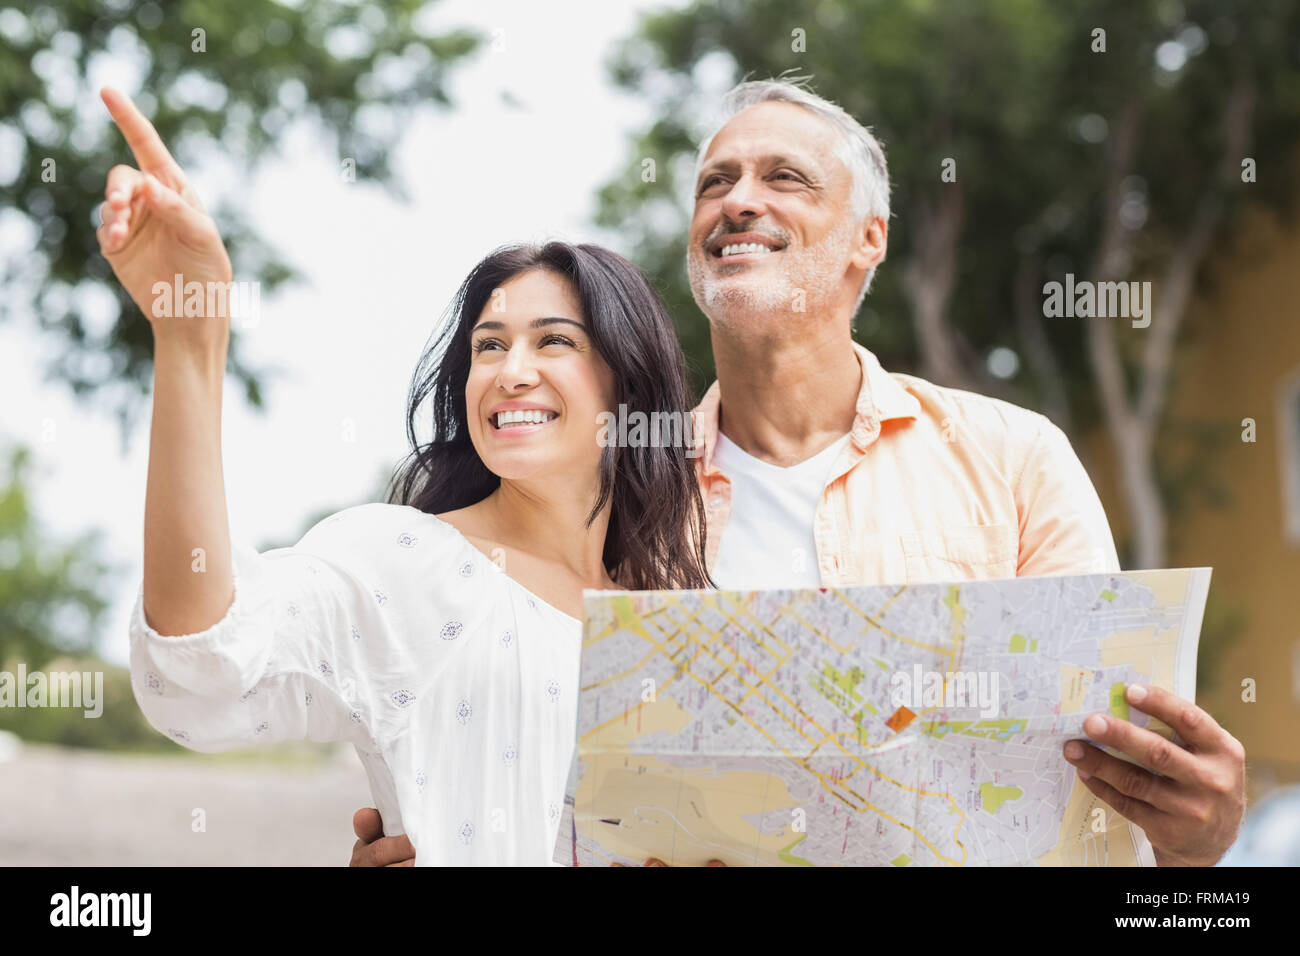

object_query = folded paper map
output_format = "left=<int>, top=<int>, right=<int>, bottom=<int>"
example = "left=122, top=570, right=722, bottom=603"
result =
left=556, top=568, right=1210, bottom=866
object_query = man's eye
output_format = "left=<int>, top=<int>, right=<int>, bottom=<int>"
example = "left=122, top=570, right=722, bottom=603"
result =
left=698, top=176, right=727, bottom=194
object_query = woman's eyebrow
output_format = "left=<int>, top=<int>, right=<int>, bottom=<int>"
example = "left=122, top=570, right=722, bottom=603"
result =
left=472, top=316, right=585, bottom=333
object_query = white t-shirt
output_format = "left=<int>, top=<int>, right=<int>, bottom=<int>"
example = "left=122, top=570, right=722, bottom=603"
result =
left=710, top=431, right=852, bottom=589
left=129, top=502, right=581, bottom=866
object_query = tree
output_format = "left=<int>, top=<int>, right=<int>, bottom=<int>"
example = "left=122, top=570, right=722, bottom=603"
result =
left=0, top=0, right=478, bottom=438
left=0, top=443, right=112, bottom=670
left=595, top=0, right=1300, bottom=569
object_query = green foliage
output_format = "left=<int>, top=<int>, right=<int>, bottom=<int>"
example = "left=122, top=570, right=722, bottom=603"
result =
left=0, top=0, right=479, bottom=435
left=0, top=444, right=112, bottom=669
left=596, top=0, right=1300, bottom=410
left=0, top=652, right=338, bottom=759
left=1196, top=588, right=1246, bottom=701
left=0, top=654, right=167, bottom=751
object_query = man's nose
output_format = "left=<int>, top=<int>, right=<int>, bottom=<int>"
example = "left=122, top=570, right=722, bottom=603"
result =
left=720, top=172, right=768, bottom=222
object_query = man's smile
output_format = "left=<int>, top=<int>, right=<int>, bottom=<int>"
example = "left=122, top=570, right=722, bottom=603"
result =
left=709, top=230, right=787, bottom=262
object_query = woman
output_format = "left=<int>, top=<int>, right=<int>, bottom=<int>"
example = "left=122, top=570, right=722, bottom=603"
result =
left=99, top=87, right=710, bottom=865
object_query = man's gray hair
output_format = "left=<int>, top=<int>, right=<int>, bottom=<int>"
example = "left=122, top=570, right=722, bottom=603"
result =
left=696, top=77, right=891, bottom=309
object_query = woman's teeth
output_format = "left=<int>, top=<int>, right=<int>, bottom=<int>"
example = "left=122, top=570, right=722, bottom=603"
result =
left=495, top=410, right=557, bottom=429
left=720, top=242, right=775, bottom=257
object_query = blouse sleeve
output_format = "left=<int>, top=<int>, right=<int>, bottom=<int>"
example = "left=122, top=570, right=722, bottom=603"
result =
left=128, top=502, right=443, bottom=754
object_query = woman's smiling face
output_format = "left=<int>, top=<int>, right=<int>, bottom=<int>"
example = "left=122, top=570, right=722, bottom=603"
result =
left=466, top=268, right=616, bottom=484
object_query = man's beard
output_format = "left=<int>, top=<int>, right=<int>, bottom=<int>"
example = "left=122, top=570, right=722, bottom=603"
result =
left=687, top=220, right=855, bottom=324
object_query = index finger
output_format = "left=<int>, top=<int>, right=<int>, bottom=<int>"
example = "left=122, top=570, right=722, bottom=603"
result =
left=1124, top=683, right=1225, bottom=752
left=100, top=86, right=181, bottom=177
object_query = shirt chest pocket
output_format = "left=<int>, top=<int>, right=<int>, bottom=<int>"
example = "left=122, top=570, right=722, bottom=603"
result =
left=899, top=524, right=1019, bottom=583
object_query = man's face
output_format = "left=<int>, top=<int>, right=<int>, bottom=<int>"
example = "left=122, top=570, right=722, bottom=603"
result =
left=687, top=101, right=871, bottom=327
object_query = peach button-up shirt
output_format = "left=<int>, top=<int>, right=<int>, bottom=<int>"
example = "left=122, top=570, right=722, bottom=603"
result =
left=692, top=342, right=1121, bottom=587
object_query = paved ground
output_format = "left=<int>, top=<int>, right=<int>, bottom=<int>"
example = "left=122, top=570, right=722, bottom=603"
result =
left=0, top=740, right=374, bottom=865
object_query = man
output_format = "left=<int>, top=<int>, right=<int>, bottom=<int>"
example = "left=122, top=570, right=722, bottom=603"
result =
left=353, top=79, right=1245, bottom=867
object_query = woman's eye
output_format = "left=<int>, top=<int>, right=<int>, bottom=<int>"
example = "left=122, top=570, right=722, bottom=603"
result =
left=472, top=339, right=503, bottom=354
left=541, top=334, right=575, bottom=348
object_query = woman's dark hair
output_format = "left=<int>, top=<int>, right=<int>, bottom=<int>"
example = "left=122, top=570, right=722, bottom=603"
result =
left=387, top=241, right=712, bottom=591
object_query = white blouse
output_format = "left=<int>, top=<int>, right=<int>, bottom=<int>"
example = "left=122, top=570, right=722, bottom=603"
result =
left=128, top=502, right=582, bottom=866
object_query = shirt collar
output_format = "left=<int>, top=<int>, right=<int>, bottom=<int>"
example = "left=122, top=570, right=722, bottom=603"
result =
left=693, top=341, right=920, bottom=477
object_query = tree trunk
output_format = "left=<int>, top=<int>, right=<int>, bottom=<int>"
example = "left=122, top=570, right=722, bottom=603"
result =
left=1087, top=79, right=1254, bottom=569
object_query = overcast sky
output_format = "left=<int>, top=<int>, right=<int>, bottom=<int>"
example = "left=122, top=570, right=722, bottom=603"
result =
left=2, top=0, right=703, bottom=667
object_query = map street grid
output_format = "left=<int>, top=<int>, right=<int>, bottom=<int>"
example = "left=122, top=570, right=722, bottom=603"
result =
left=556, top=568, right=1210, bottom=867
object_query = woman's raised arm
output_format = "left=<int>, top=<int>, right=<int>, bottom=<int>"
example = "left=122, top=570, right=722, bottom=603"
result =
left=99, top=86, right=236, bottom=636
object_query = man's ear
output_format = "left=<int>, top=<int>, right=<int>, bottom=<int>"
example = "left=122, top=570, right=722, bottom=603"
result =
left=849, top=215, right=888, bottom=271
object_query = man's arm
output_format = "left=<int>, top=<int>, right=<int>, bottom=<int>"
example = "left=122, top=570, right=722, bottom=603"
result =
left=1014, top=416, right=1120, bottom=576
left=1015, top=416, right=1246, bottom=865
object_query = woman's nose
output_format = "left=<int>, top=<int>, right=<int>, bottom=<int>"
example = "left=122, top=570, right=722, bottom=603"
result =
left=497, top=343, right=540, bottom=390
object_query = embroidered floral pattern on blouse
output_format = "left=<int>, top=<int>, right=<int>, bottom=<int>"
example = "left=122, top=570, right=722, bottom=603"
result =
left=391, top=689, right=416, bottom=708
left=350, top=623, right=361, bottom=641
left=254, top=721, right=269, bottom=735
left=545, top=679, right=561, bottom=703
left=502, top=743, right=518, bottom=767
left=373, top=589, right=388, bottom=606
left=440, top=621, right=463, bottom=641
left=396, top=533, right=418, bottom=548
left=238, top=687, right=258, bottom=702
left=458, top=561, right=474, bottom=577
left=500, top=630, right=514, bottom=647
left=287, top=603, right=300, bottom=618
left=317, top=660, right=334, bottom=678
left=547, top=802, right=560, bottom=823
left=455, top=699, right=472, bottom=725
left=144, top=671, right=164, bottom=695
left=168, top=728, right=190, bottom=742
left=457, top=821, right=474, bottom=845
left=304, top=691, right=313, bottom=707
left=415, top=769, right=426, bottom=793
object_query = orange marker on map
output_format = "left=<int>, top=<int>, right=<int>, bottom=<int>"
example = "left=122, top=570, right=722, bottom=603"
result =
left=885, top=705, right=916, bottom=733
